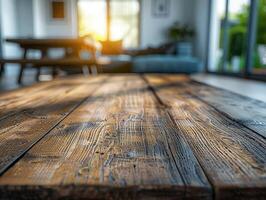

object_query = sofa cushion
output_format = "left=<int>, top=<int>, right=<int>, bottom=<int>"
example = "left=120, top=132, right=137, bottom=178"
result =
left=132, top=55, right=202, bottom=74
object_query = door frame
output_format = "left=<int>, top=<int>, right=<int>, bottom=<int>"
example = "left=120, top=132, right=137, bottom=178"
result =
left=0, top=0, right=3, bottom=58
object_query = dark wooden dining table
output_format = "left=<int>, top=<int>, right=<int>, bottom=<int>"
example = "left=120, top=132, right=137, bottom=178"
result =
left=5, top=38, right=96, bottom=55
left=5, top=38, right=97, bottom=82
left=0, top=74, right=265, bottom=200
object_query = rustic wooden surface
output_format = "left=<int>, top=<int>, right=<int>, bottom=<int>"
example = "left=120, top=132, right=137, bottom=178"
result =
left=0, top=74, right=265, bottom=200
left=185, top=81, right=266, bottom=138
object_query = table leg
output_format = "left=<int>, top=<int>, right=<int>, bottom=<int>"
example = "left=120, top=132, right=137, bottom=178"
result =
left=52, top=66, right=58, bottom=78
left=0, top=63, right=4, bottom=77
left=36, top=49, right=48, bottom=81
left=18, top=66, right=24, bottom=84
left=36, top=67, right=41, bottom=82
left=18, top=49, right=28, bottom=84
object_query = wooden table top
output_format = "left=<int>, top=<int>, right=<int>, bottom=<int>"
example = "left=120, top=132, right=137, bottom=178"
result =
left=5, top=38, right=96, bottom=51
left=6, top=38, right=85, bottom=46
left=0, top=75, right=265, bottom=200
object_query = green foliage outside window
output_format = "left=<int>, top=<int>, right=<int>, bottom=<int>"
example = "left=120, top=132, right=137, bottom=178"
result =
left=226, top=0, right=266, bottom=69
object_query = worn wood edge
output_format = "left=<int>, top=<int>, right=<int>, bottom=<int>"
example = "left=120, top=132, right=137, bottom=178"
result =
left=0, top=184, right=212, bottom=200
left=215, top=185, right=266, bottom=200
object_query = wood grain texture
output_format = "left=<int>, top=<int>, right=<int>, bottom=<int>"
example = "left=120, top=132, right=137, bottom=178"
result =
left=0, top=76, right=106, bottom=175
left=186, top=81, right=266, bottom=138
left=145, top=75, right=266, bottom=200
left=0, top=75, right=211, bottom=200
left=1, top=74, right=265, bottom=200
left=0, top=76, right=95, bottom=118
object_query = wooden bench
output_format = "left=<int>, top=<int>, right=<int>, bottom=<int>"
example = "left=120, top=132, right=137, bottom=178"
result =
left=0, top=57, right=111, bottom=83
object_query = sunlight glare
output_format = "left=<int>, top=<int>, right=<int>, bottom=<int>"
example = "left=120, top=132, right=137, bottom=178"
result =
left=78, top=1, right=107, bottom=40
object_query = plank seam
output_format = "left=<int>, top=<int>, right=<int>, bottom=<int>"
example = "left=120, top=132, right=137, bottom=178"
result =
left=0, top=77, right=108, bottom=176
left=141, top=75, right=214, bottom=200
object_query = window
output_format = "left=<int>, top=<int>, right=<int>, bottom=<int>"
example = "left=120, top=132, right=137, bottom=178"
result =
left=78, top=0, right=107, bottom=41
left=209, top=0, right=250, bottom=73
left=78, top=0, right=140, bottom=48
left=253, top=0, right=266, bottom=75
left=208, top=0, right=266, bottom=80
left=225, top=0, right=250, bottom=73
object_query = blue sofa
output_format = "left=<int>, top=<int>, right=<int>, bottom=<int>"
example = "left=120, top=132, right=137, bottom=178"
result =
left=132, top=55, right=203, bottom=74
left=99, top=42, right=203, bottom=74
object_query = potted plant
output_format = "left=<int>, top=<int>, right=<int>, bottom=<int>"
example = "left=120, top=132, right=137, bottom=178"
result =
left=168, top=22, right=195, bottom=56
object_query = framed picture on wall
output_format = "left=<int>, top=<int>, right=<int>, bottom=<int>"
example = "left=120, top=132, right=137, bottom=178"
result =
left=152, top=0, right=170, bottom=17
left=49, top=0, right=66, bottom=21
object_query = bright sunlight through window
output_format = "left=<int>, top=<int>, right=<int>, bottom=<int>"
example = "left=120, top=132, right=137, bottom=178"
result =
left=78, top=0, right=140, bottom=48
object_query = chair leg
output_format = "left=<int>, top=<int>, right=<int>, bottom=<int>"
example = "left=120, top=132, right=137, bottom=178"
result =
left=52, top=68, right=57, bottom=78
left=94, top=65, right=98, bottom=75
left=82, top=66, right=90, bottom=76
left=18, top=65, right=24, bottom=84
left=0, top=63, right=4, bottom=77
left=18, top=48, right=28, bottom=84
left=36, top=67, right=41, bottom=82
left=92, top=64, right=99, bottom=74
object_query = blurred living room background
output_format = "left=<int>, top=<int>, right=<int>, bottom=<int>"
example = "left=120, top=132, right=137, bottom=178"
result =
left=0, top=0, right=266, bottom=91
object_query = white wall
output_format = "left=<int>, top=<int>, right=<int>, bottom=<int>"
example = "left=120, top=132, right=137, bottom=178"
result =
left=0, top=0, right=21, bottom=76
left=33, top=0, right=46, bottom=37
left=194, top=0, right=209, bottom=64
left=0, top=0, right=34, bottom=56
left=140, top=0, right=194, bottom=47
left=0, top=0, right=36, bottom=75
left=16, top=0, right=34, bottom=37
left=33, top=0, right=78, bottom=38
left=0, top=0, right=18, bottom=57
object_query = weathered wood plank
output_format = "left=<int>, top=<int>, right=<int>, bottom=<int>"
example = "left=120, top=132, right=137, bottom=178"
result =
left=0, top=76, right=101, bottom=120
left=0, top=76, right=106, bottom=175
left=186, top=81, right=266, bottom=138
left=145, top=75, right=266, bottom=200
left=0, top=75, right=211, bottom=199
